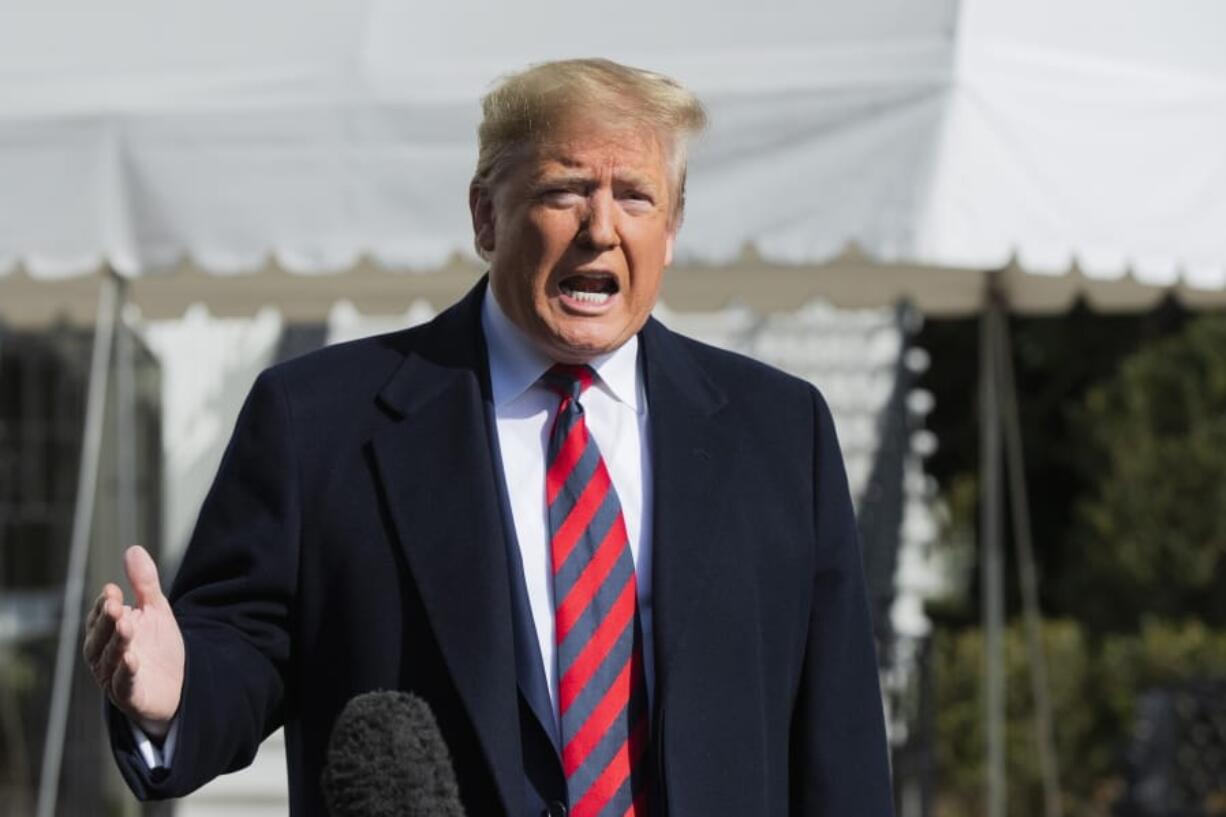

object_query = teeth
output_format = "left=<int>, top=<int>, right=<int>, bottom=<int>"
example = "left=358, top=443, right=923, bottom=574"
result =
left=564, top=289, right=611, bottom=304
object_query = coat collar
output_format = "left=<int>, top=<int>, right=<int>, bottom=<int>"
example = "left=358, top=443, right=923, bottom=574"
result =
left=375, top=279, right=493, bottom=418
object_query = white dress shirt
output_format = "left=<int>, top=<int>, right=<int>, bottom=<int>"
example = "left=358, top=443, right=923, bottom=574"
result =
left=481, top=289, right=654, bottom=726
left=134, top=288, right=655, bottom=768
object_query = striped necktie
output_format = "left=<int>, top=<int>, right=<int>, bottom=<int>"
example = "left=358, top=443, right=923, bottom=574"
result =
left=542, top=363, right=650, bottom=817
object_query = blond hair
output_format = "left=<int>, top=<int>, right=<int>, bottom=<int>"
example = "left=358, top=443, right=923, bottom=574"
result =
left=472, top=58, right=707, bottom=220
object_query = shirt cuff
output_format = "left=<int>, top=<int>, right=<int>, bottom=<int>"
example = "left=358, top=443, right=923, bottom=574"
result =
left=128, top=716, right=180, bottom=770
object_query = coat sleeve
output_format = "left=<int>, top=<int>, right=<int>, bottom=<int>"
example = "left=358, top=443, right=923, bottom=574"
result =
left=108, top=368, right=301, bottom=800
left=789, top=386, right=895, bottom=816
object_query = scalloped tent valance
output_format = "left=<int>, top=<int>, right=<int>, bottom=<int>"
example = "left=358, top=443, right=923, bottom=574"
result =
left=4, top=250, right=1225, bottom=330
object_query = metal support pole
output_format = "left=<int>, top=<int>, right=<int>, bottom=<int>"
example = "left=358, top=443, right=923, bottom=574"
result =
left=116, top=291, right=137, bottom=550
left=37, top=272, right=119, bottom=817
left=981, top=279, right=1006, bottom=817
left=995, top=312, right=1063, bottom=817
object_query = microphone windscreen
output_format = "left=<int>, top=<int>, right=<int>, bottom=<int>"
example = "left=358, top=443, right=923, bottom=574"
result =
left=322, top=690, right=467, bottom=817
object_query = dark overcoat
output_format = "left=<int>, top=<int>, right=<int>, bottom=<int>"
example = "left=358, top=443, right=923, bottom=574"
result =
left=108, top=280, right=894, bottom=817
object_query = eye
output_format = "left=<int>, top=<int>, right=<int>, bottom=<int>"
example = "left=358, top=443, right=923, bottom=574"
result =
left=539, top=187, right=584, bottom=207
left=618, top=189, right=655, bottom=212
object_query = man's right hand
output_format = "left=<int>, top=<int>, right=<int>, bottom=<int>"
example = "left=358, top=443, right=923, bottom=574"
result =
left=82, top=545, right=186, bottom=739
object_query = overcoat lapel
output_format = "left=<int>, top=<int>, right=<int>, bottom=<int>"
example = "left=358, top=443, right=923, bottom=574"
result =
left=369, top=284, right=522, bottom=814
left=639, top=318, right=738, bottom=718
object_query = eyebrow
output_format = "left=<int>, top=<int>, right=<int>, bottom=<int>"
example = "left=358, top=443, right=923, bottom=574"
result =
left=532, top=168, right=659, bottom=191
left=531, top=173, right=591, bottom=188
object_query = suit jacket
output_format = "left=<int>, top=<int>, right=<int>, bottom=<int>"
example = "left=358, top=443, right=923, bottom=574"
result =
left=107, top=279, right=894, bottom=816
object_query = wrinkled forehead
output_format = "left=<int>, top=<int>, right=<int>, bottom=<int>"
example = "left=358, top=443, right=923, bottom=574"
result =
left=540, top=122, right=667, bottom=167
left=502, top=116, right=677, bottom=190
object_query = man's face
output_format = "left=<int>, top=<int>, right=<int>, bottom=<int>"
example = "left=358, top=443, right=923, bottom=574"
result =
left=471, top=117, right=677, bottom=363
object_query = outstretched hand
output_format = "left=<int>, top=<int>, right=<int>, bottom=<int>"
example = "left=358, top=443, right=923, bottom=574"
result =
left=82, top=545, right=185, bottom=739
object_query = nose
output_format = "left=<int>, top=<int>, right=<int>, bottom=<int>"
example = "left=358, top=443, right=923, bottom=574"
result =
left=577, top=190, right=619, bottom=251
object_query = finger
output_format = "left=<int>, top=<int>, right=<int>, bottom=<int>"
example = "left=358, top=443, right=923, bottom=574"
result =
left=100, top=608, right=137, bottom=688
left=85, top=584, right=122, bottom=634
left=84, top=585, right=111, bottom=632
left=124, top=546, right=166, bottom=610
left=110, top=650, right=140, bottom=709
left=116, top=606, right=134, bottom=639
left=93, top=617, right=132, bottom=692
left=83, top=590, right=124, bottom=667
left=83, top=615, right=113, bottom=669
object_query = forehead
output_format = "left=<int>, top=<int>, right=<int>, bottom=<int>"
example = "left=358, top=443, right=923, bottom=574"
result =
left=531, top=120, right=669, bottom=179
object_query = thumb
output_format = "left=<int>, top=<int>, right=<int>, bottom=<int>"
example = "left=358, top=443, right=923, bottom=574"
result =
left=124, top=546, right=166, bottom=610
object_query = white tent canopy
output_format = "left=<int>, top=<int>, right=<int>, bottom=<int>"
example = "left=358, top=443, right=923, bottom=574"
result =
left=3, top=0, right=1226, bottom=317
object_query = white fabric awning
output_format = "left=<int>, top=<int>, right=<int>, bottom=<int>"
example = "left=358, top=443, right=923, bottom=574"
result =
left=3, top=0, right=1225, bottom=313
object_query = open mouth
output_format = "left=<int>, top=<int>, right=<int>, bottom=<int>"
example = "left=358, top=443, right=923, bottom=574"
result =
left=558, top=272, right=619, bottom=306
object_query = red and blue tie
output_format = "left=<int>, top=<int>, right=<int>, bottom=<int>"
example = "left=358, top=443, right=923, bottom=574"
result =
left=542, top=364, right=650, bottom=817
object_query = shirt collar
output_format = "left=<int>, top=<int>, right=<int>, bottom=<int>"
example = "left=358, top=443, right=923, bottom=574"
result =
left=481, top=285, right=642, bottom=413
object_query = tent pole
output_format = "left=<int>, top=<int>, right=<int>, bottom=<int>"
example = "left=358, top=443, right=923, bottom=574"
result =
left=981, top=274, right=1007, bottom=817
left=116, top=283, right=137, bottom=551
left=995, top=309, right=1063, bottom=817
left=36, top=269, right=119, bottom=817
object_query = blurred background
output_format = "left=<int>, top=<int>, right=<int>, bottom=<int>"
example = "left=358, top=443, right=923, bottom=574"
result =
left=1, top=1, right=1224, bottom=815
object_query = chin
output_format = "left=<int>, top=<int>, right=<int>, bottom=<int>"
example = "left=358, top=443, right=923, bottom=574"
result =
left=539, top=315, right=613, bottom=354
left=549, top=341, right=612, bottom=364
left=545, top=331, right=619, bottom=363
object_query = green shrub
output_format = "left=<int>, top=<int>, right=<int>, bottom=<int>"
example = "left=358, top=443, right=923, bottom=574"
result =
left=1067, top=317, right=1226, bottom=630
left=933, top=619, right=1226, bottom=817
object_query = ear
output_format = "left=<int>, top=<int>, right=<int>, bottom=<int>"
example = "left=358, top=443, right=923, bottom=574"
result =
left=664, top=228, right=676, bottom=267
left=469, top=183, right=497, bottom=254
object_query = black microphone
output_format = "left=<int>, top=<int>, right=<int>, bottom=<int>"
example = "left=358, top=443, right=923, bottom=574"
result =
left=321, top=690, right=467, bottom=817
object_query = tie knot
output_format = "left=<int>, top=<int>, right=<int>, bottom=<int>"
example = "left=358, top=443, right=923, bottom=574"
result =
left=541, top=363, right=596, bottom=402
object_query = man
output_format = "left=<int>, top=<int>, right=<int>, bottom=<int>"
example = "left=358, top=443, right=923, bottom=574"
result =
left=83, top=58, right=894, bottom=816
